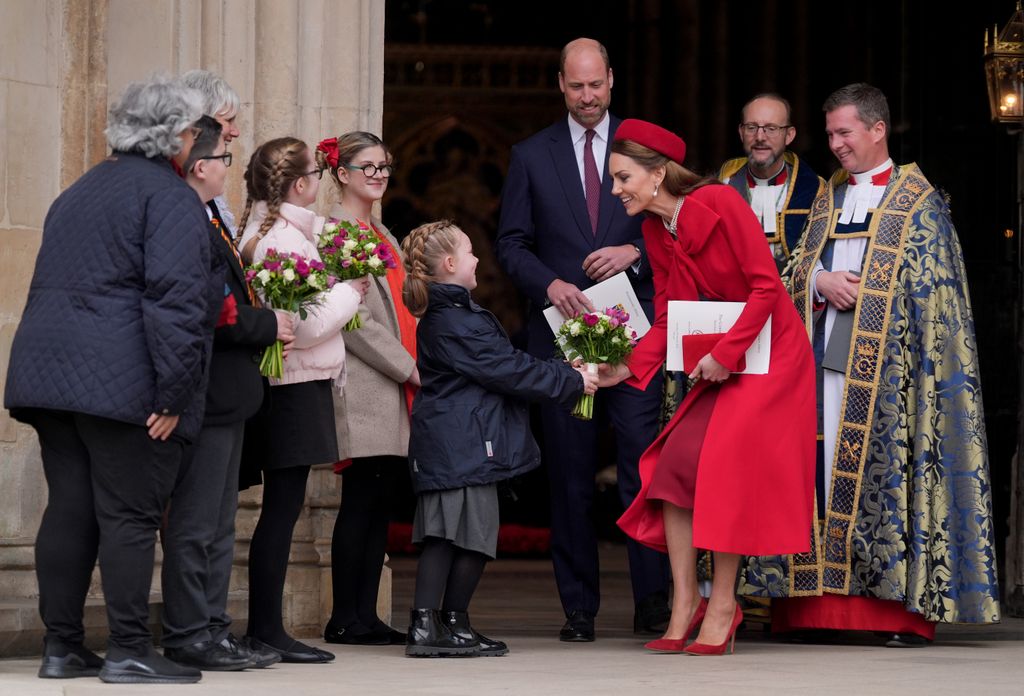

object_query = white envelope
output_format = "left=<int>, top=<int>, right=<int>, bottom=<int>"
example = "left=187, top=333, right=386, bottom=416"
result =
left=543, top=271, right=651, bottom=338
left=666, top=300, right=771, bottom=374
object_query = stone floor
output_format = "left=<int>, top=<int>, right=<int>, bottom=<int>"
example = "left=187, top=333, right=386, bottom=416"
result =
left=2, top=543, right=1022, bottom=695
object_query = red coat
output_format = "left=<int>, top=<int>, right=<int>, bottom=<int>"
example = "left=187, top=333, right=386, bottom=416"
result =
left=618, top=184, right=816, bottom=555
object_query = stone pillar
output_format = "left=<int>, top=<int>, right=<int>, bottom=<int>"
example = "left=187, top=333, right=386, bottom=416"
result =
left=0, top=0, right=385, bottom=656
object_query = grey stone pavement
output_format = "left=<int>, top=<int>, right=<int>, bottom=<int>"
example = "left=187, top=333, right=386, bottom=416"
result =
left=2, top=547, right=1022, bottom=695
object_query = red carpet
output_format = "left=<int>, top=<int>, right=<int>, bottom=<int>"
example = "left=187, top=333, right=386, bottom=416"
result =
left=387, top=522, right=551, bottom=556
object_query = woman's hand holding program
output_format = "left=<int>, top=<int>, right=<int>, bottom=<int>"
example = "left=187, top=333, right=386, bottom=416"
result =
left=689, top=353, right=729, bottom=384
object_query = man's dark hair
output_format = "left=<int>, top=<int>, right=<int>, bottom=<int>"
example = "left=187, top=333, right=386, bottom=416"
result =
left=184, top=114, right=223, bottom=173
left=823, top=83, right=890, bottom=135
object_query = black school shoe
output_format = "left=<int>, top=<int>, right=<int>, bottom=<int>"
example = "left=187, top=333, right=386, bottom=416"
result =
left=221, top=633, right=281, bottom=668
left=163, top=640, right=251, bottom=671
left=99, top=645, right=202, bottom=684
left=405, top=608, right=479, bottom=657
left=369, top=620, right=408, bottom=645
left=37, top=638, right=104, bottom=679
left=324, top=621, right=389, bottom=645
left=441, top=611, right=509, bottom=656
left=245, top=636, right=335, bottom=663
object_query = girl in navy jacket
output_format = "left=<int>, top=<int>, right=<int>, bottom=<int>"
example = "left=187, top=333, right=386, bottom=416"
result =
left=399, top=220, right=598, bottom=657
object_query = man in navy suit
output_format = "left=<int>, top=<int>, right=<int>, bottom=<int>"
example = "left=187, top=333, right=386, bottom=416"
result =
left=496, top=38, right=670, bottom=642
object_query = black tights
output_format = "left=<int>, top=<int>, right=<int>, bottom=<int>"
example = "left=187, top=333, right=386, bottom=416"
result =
left=247, top=465, right=310, bottom=646
left=413, top=537, right=488, bottom=611
left=329, top=456, right=398, bottom=629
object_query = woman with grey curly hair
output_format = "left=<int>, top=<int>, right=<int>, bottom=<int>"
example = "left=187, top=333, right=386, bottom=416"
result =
left=4, top=75, right=222, bottom=684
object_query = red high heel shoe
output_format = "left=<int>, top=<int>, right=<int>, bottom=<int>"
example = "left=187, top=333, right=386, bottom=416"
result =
left=644, top=598, right=708, bottom=653
left=683, top=603, right=743, bottom=656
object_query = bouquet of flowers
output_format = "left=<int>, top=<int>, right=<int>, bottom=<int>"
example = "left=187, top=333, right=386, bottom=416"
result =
left=246, top=248, right=336, bottom=378
left=317, top=218, right=397, bottom=330
left=555, top=306, right=638, bottom=420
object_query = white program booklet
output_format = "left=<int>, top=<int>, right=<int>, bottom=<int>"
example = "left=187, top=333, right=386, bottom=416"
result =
left=543, top=271, right=651, bottom=338
left=666, top=300, right=771, bottom=374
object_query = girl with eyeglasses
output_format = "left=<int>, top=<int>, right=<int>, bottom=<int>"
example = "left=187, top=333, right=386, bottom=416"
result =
left=314, top=132, right=418, bottom=647
left=235, top=137, right=370, bottom=664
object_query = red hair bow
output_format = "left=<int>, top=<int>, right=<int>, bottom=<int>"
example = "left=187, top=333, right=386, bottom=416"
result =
left=316, top=137, right=340, bottom=169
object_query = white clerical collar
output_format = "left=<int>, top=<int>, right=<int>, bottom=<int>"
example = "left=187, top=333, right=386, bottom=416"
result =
left=849, top=158, right=894, bottom=186
left=840, top=158, right=893, bottom=225
left=568, top=112, right=610, bottom=145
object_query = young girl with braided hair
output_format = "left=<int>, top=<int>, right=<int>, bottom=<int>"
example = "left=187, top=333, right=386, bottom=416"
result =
left=236, top=137, right=369, bottom=664
left=399, top=220, right=598, bottom=657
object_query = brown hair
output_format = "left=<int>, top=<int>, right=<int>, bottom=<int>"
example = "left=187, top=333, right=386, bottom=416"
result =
left=610, top=139, right=719, bottom=196
left=399, top=219, right=463, bottom=317
left=822, top=82, right=890, bottom=136
left=316, top=131, right=392, bottom=197
left=237, top=136, right=311, bottom=262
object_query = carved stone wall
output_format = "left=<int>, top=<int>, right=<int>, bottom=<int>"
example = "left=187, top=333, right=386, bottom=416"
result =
left=0, top=0, right=385, bottom=656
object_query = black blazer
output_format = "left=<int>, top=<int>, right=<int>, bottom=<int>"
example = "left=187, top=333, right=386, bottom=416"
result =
left=495, top=115, right=651, bottom=357
left=203, top=201, right=278, bottom=426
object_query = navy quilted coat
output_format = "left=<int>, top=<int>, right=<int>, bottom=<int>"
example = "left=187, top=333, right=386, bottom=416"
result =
left=4, top=152, right=218, bottom=442
left=408, top=283, right=582, bottom=493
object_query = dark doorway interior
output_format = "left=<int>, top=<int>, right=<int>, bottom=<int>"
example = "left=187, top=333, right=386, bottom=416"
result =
left=381, top=1, right=1020, bottom=577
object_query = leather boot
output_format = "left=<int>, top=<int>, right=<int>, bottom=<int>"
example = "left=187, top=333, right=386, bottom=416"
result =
left=405, top=608, right=479, bottom=657
left=441, top=611, right=509, bottom=656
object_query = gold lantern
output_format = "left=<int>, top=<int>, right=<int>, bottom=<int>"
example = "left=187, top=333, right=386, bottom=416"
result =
left=985, top=1, right=1024, bottom=124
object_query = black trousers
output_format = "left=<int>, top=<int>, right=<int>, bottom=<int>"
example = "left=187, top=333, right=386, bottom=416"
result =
left=542, top=372, right=671, bottom=616
left=329, top=456, right=400, bottom=628
left=161, top=421, right=245, bottom=647
left=30, top=409, right=184, bottom=652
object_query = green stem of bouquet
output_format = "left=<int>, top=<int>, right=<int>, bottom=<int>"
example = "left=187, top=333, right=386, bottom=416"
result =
left=344, top=314, right=362, bottom=331
left=259, top=339, right=284, bottom=379
left=571, top=362, right=599, bottom=421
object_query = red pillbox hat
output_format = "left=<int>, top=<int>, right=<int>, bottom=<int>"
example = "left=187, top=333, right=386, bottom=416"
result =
left=613, top=119, right=686, bottom=165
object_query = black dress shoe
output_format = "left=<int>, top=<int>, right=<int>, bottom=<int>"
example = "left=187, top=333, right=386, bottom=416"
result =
left=164, top=640, right=251, bottom=671
left=324, top=621, right=389, bottom=645
left=246, top=636, right=335, bottom=663
left=220, top=633, right=281, bottom=669
left=633, top=591, right=672, bottom=634
left=559, top=610, right=595, bottom=642
left=99, top=645, right=202, bottom=684
left=885, top=633, right=931, bottom=648
left=38, top=638, right=104, bottom=679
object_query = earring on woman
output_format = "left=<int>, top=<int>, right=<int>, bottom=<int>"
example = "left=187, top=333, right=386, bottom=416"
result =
left=653, top=181, right=660, bottom=197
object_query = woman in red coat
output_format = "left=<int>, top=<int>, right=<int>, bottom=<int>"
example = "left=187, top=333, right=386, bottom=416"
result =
left=598, top=120, right=815, bottom=655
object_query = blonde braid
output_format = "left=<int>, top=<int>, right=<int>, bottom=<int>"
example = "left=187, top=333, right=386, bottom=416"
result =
left=400, top=219, right=461, bottom=317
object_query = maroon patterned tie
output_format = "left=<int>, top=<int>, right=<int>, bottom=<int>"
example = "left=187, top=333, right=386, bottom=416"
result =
left=584, top=129, right=600, bottom=234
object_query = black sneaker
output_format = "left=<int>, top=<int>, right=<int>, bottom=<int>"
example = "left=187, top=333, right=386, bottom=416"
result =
left=99, top=645, right=202, bottom=684
left=37, top=638, right=104, bottom=679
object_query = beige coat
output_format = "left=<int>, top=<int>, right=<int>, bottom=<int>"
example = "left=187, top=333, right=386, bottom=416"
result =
left=328, top=205, right=416, bottom=459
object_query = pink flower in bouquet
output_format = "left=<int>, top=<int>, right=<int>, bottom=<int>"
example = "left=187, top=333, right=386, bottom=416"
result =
left=555, top=307, right=638, bottom=420
left=245, top=249, right=335, bottom=378
left=317, top=217, right=397, bottom=330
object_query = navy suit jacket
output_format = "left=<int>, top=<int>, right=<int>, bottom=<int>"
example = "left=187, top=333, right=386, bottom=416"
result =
left=496, top=115, right=651, bottom=357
